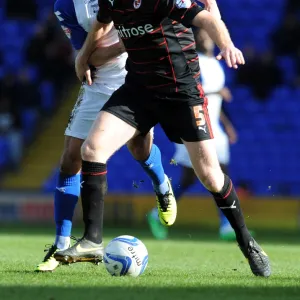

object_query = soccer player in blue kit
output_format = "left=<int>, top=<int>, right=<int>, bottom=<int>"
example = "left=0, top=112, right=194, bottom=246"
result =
left=35, top=0, right=177, bottom=272
left=54, top=0, right=271, bottom=277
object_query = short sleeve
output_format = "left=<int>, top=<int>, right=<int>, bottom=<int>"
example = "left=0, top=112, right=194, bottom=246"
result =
left=54, top=0, right=87, bottom=50
left=97, top=0, right=113, bottom=24
left=160, top=0, right=203, bottom=28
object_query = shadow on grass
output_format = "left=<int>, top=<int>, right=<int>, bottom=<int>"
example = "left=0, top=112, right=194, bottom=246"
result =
left=1, top=224, right=300, bottom=245
left=0, top=285, right=299, bottom=300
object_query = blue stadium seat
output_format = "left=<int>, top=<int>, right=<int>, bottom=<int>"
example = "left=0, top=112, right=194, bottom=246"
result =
left=18, top=21, right=37, bottom=39
left=3, top=49, right=24, bottom=68
left=0, top=136, right=9, bottom=167
left=277, top=56, right=297, bottom=84
left=40, top=81, right=55, bottom=112
left=0, top=8, right=4, bottom=21
left=21, top=109, right=39, bottom=143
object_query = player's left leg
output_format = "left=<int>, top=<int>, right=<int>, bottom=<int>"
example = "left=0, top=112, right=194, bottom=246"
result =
left=184, top=140, right=271, bottom=277
left=147, top=159, right=197, bottom=239
left=157, top=97, right=270, bottom=277
left=127, top=130, right=170, bottom=196
left=218, top=163, right=236, bottom=240
left=127, top=130, right=176, bottom=231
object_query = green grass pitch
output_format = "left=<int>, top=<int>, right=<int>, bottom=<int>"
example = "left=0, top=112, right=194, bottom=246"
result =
left=0, top=225, right=300, bottom=300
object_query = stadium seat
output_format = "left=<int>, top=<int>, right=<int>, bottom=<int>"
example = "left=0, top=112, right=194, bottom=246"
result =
left=21, top=109, right=39, bottom=143
left=0, top=136, right=9, bottom=167
left=40, top=81, right=55, bottom=112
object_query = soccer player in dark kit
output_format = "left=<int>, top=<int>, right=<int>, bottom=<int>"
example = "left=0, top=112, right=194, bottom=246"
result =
left=55, top=0, right=271, bottom=277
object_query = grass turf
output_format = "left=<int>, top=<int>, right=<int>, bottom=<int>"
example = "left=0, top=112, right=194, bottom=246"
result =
left=0, top=225, right=300, bottom=300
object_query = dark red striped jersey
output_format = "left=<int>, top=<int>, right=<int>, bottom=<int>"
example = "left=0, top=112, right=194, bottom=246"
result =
left=97, top=0, right=203, bottom=94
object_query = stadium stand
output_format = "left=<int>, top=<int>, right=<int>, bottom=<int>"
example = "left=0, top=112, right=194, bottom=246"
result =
left=0, top=0, right=300, bottom=196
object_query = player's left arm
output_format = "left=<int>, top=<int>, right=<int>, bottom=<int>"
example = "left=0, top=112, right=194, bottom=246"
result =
left=162, top=0, right=244, bottom=69
left=75, top=0, right=114, bottom=84
left=192, top=10, right=245, bottom=69
left=220, top=110, right=238, bottom=144
left=196, top=0, right=221, bottom=19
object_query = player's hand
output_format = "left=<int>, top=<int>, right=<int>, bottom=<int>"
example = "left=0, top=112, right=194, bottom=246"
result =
left=219, top=87, right=232, bottom=102
left=75, top=54, right=93, bottom=85
left=216, top=44, right=245, bottom=69
left=226, top=126, right=238, bottom=144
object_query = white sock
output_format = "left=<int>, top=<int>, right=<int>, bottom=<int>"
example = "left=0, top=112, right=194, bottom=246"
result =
left=55, top=235, right=70, bottom=250
left=153, top=174, right=169, bottom=195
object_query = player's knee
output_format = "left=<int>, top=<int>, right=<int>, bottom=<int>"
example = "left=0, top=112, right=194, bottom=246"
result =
left=81, top=140, right=96, bottom=161
left=127, top=136, right=150, bottom=161
left=60, top=147, right=81, bottom=174
left=81, top=140, right=109, bottom=163
left=198, top=169, right=224, bottom=193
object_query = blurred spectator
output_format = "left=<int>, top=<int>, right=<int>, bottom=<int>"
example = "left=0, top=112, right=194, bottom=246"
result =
left=286, top=0, right=300, bottom=13
left=26, top=19, right=73, bottom=91
left=41, top=34, right=73, bottom=90
left=6, top=0, right=37, bottom=20
left=0, top=75, right=23, bottom=170
left=272, top=13, right=300, bottom=56
left=237, top=49, right=282, bottom=100
left=26, top=25, right=50, bottom=67
left=295, top=46, right=300, bottom=87
left=15, top=68, right=41, bottom=110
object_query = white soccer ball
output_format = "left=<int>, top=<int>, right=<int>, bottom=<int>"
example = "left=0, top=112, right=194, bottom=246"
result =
left=103, top=235, right=148, bottom=277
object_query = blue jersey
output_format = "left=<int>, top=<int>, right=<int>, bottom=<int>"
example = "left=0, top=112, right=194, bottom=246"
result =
left=54, top=0, right=99, bottom=50
left=54, top=0, right=127, bottom=93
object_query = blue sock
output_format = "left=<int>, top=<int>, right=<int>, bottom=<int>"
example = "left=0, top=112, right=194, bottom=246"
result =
left=54, top=173, right=80, bottom=240
left=138, top=144, right=169, bottom=194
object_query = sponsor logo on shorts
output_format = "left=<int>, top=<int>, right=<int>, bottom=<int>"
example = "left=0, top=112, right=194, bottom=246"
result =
left=116, top=24, right=154, bottom=38
left=198, top=126, right=206, bottom=133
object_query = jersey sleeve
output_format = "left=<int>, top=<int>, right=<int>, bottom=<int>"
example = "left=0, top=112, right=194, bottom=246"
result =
left=54, top=0, right=87, bottom=50
left=97, top=0, right=113, bottom=24
left=161, top=0, right=204, bottom=28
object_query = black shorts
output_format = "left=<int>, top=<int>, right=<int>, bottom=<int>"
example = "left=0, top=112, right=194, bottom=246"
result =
left=101, top=84, right=214, bottom=144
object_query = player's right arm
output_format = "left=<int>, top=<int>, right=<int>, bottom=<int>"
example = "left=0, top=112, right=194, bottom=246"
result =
left=75, top=0, right=114, bottom=84
left=88, top=40, right=125, bottom=67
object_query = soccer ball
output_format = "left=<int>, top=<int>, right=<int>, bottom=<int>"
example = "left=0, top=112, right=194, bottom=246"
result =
left=103, top=235, right=148, bottom=277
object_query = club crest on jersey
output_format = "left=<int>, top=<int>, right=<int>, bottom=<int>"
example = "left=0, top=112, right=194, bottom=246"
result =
left=61, top=25, right=71, bottom=39
left=133, top=0, right=142, bottom=9
left=175, top=0, right=191, bottom=9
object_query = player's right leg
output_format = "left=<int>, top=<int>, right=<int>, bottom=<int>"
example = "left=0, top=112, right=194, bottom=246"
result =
left=54, top=85, right=159, bottom=264
left=54, top=109, right=140, bottom=264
